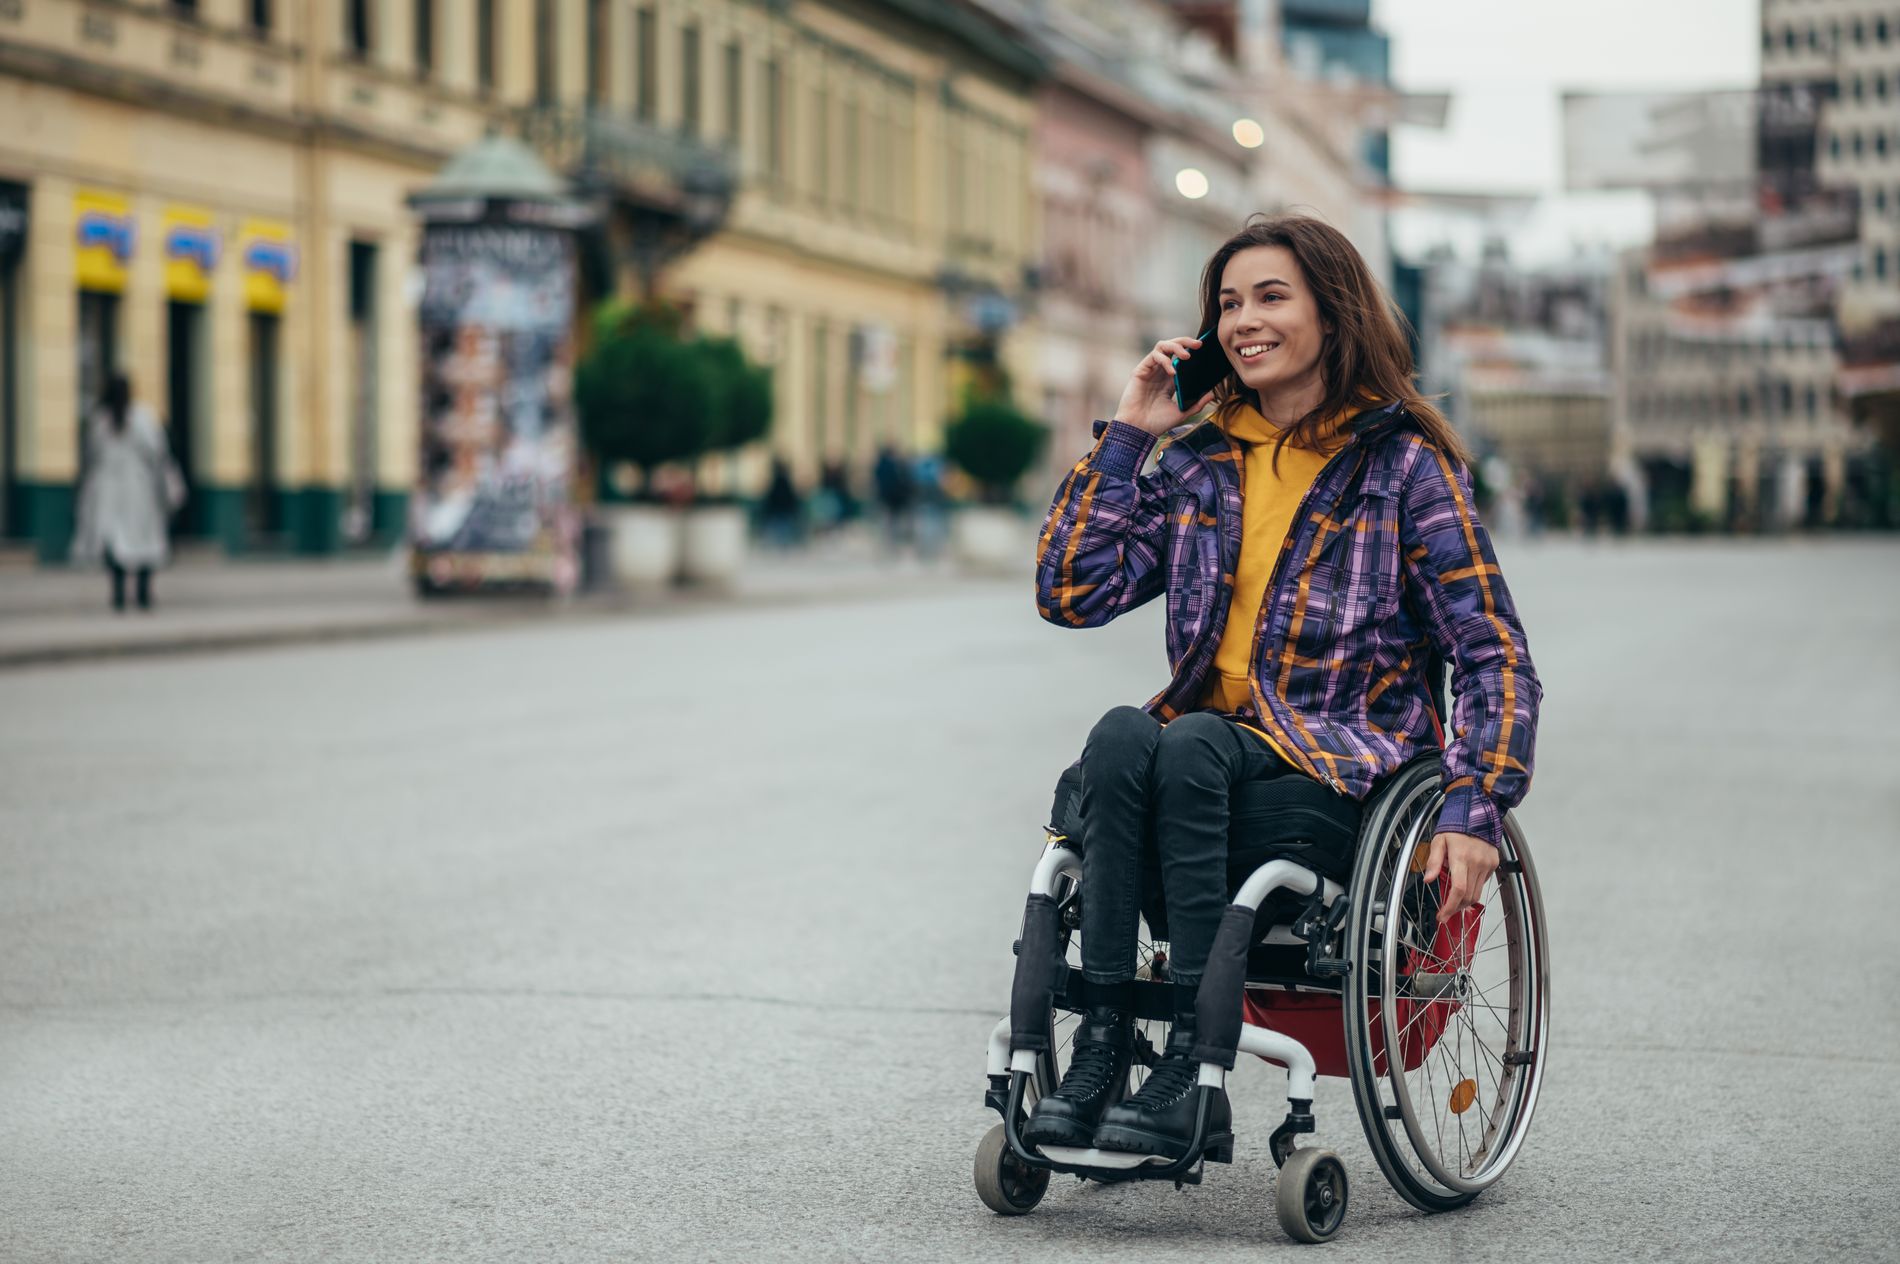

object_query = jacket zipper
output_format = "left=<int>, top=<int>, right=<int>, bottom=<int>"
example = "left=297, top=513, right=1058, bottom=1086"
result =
left=1243, top=439, right=1366, bottom=796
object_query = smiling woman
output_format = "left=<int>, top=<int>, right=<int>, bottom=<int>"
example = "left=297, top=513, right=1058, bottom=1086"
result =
left=1025, top=212, right=1540, bottom=1165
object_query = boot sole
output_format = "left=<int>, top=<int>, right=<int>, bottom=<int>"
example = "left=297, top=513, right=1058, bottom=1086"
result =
left=1021, top=1115, right=1101, bottom=1150
left=1091, top=1124, right=1236, bottom=1164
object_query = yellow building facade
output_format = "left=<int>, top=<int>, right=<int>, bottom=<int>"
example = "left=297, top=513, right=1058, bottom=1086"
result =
left=0, top=0, right=1041, bottom=560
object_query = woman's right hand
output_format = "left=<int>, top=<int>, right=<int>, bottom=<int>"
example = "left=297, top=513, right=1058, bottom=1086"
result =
left=1112, top=337, right=1213, bottom=436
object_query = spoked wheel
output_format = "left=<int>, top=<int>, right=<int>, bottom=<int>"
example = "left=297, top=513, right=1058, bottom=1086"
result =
left=1035, top=871, right=1166, bottom=1105
left=975, top=1122, right=1050, bottom=1214
left=1342, top=757, right=1551, bottom=1212
left=1275, top=1147, right=1350, bottom=1243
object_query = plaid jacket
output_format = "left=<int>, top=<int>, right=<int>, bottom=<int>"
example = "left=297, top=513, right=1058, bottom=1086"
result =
left=1034, top=405, right=1541, bottom=847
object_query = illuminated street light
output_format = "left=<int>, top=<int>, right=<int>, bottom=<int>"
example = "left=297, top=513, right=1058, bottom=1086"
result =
left=1232, top=118, right=1265, bottom=148
left=1175, top=168, right=1210, bottom=199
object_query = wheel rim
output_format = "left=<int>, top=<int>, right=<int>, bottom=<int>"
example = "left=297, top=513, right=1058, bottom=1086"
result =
left=999, top=1150, right=1048, bottom=1207
left=1304, top=1156, right=1348, bottom=1236
left=1372, top=789, right=1548, bottom=1194
left=1344, top=762, right=1550, bottom=1206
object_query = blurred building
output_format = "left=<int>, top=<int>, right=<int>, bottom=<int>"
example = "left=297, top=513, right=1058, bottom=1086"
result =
left=1423, top=247, right=1616, bottom=515
left=0, top=0, right=1044, bottom=564
left=0, top=1, right=503, bottom=561
left=1765, top=0, right=1900, bottom=496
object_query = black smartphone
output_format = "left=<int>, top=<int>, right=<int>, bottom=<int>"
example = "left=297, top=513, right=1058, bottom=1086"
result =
left=1171, top=327, right=1229, bottom=413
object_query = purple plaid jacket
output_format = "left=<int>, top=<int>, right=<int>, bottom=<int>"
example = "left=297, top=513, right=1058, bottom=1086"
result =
left=1034, top=404, right=1541, bottom=847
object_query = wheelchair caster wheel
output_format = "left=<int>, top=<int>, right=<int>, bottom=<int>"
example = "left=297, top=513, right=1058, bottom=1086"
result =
left=974, top=1123, right=1049, bottom=1215
left=1275, top=1147, right=1349, bottom=1243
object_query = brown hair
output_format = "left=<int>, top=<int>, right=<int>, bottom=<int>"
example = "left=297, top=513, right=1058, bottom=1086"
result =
left=1194, top=213, right=1469, bottom=468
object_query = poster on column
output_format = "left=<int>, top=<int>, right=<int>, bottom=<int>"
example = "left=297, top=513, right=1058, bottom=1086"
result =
left=412, top=221, right=578, bottom=592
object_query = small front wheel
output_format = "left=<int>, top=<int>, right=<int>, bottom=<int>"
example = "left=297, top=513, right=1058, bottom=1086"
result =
left=974, top=1123, right=1049, bottom=1215
left=1276, top=1146, right=1349, bottom=1243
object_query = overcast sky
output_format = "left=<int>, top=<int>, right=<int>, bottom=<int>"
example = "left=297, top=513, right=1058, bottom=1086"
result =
left=1371, top=0, right=1760, bottom=263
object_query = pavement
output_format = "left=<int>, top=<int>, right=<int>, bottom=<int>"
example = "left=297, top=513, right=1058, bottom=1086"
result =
left=2, top=535, right=1897, bottom=1261
left=0, top=528, right=1002, bottom=669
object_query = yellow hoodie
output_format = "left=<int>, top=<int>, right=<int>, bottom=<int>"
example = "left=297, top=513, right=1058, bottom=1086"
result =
left=1198, top=401, right=1352, bottom=750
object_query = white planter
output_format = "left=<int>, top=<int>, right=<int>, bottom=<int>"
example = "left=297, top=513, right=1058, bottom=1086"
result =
left=951, top=505, right=1030, bottom=576
left=607, top=503, right=682, bottom=590
left=679, top=503, right=749, bottom=587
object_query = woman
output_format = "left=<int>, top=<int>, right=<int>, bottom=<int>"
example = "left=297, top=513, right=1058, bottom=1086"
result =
left=71, top=374, right=181, bottom=612
left=1025, top=215, right=1541, bottom=1161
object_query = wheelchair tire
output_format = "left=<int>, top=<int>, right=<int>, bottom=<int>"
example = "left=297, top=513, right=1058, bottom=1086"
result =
left=974, top=1123, right=1049, bottom=1215
left=1341, top=755, right=1551, bottom=1213
left=1274, top=1146, right=1349, bottom=1243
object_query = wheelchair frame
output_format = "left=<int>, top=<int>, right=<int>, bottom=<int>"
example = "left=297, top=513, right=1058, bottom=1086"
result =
left=975, top=754, right=1550, bottom=1243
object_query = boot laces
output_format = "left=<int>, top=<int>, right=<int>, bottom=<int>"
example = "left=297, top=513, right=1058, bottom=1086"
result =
left=1126, top=1049, right=1197, bottom=1108
left=1056, top=1038, right=1121, bottom=1099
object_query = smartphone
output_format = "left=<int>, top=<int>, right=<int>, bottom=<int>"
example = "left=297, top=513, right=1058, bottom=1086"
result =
left=1171, top=327, right=1229, bottom=413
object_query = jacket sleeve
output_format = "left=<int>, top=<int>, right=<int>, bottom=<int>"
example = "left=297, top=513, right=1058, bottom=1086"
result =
left=1397, top=444, right=1542, bottom=847
left=1034, top=419, right=1172, bottom=628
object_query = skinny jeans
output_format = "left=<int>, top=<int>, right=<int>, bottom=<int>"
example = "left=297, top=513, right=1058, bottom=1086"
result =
left=1076, top=705, right=1302, bottom=987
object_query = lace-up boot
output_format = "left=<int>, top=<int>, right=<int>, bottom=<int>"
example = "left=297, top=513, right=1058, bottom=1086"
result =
left=1091, top=991, right=1231, bottom=1160
left=1021, top=1004, right=1134, bottom=1149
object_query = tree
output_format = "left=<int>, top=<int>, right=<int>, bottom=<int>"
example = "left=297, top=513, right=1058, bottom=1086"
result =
left=943, top=398, right=1048, bottom=504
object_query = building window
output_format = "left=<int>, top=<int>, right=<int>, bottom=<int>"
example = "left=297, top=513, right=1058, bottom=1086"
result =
left=476, top=0, right=495, bottom=91
left=1853, top=130, right=1865, bottom=159
left=1878, top=131, right=1891, bottom=159
left=251, top=0, right=271, bottom=34
left=681, top=24, right=701, bottom=137
left=535, top=0, right=555, bottom=105
left=843, top=99, right=860, bottom=211
left=1854, top=74, right=1865, bottom=102
left=346, top=0, right=371, bottom=56
left=1877, top=247, right=1891, bottom=280
left=1852, top=17, right=1865, bottom=46
left=1878, top=16, right=1891, bottom=44
left=724, top=40, right=743, bottom=146
left=587, top=0, right=608, bottom=105
left=635, top=7, right=656, bottom=121
left=763, top=56, right=784, bottom=185
left=171, top=0, right=199, bottom=19
left=813, top=83, right=830, bottom=205
left=414, top=0, right=434, bottom=76
left=1830, top=133, right=1842, bottom=160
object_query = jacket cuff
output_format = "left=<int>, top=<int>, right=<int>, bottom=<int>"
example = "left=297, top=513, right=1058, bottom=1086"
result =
left=1087, top=420, right=1157, bottom=480
left=1436, top=781, right=1503, bottom=848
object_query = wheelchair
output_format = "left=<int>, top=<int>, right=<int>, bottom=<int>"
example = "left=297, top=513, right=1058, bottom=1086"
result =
left=976, top=749, right=1549, bottom=1244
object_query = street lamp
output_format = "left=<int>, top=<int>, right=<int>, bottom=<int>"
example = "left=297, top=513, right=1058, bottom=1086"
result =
left=1175, top=168, right=1210, bottom=200
left=1233, top=118, right=1265, bottom=149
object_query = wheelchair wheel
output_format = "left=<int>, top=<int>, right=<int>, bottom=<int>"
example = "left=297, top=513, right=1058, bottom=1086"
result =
left=1274, top=1146, right=1350, bottom=1243
left=974, top=1122, right=1049, bottom=1214
left=1342, top=756, right=1550, bottom=1212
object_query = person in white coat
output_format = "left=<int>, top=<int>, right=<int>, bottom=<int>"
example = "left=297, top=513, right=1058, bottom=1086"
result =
left=71, top=374, right=182, bottom=611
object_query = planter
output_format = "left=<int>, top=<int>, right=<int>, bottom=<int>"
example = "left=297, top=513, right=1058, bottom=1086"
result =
left=679, top=502, right=749, bottom=587
left=606, top=503, right=682, bottom=590
left=951, top=504, right=1031, bottom=576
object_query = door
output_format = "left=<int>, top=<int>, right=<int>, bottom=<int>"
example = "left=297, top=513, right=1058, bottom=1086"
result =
left=166, top=301, right=204, bottom=535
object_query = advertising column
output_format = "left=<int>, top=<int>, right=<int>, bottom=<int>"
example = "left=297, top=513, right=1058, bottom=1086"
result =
left=410, top=207, right=583, bottom=594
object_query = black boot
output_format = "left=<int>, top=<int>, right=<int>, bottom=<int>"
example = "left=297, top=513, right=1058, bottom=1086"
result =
left=1091, top=987, right=1232, bottom=1161
left=1021, top=1002, right=1134, bottom=1149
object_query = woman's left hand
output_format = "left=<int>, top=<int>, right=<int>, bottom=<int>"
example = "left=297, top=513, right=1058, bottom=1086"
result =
left=1421, top=832, right=1498, bottom=922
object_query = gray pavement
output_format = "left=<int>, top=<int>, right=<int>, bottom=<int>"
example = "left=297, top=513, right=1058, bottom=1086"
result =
left=0, top=530, right=977, bottom=668
left=2, top=536, right=1897, bottom=1261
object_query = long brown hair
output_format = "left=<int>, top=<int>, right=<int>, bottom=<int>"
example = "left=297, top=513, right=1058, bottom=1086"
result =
left=1194, top=214, right=1469, bottom=468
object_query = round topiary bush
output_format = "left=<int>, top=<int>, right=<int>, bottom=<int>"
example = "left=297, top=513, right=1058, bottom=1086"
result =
left=943, top=399, right=1048, bottom=504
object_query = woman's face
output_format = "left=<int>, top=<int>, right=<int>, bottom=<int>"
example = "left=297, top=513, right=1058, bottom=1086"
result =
left=1216, top=245, right=1329, bottom=408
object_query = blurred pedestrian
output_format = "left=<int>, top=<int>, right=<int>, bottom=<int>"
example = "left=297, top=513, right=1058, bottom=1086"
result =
left=71, top=373, right=183, bottom=613
left=815, top=460, right=859, bottom=535
left=872, top=443, right=915, bottom=555
left=912, top=450, right=948, bottom=563
left=760, top=456, right=804, bottom=549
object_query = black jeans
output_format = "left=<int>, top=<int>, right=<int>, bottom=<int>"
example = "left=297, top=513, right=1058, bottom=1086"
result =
left=105, top=550, right=152, bottom=611
left=1077, top=706, right=1298, bottom=988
